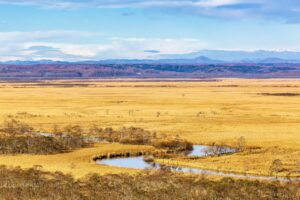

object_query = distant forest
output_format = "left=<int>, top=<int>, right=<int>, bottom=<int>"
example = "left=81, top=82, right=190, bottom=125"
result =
left=0, top=63, right=299, bottom=79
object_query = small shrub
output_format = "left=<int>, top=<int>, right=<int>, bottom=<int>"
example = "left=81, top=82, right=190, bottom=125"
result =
left=0, top=167, right=299, bottom=200
left=269, top=159, right=284, bottom=175
left=237, top=136, right=246, bottom=151
left=0, top=135, right=92, bottom=155
left=203, top=145, right=232, bottom=156
left=152, top=139, right=193, bottom=151
left=0, top=119, right=33, bottom=135
left=63, top=125, right=83, bottom=136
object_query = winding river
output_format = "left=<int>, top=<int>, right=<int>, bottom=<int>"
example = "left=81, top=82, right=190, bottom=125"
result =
left=31, top=132, right=299, bottom=181
left=97, top=145, right=300, bottom=182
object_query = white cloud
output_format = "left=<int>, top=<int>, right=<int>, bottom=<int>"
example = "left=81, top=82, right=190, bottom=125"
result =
left=0, top=31, right=102, bottom=43
left=0, top=31, right=207, bottom=61
left=109, top=37, right=206, bottom=54
left=0, top=0, right=245, bottom=8
left=194, top=0, right=241, bottom=7
left=1, top=0, right=298, bottom=23
left=0, top=0, right=298, bottom=25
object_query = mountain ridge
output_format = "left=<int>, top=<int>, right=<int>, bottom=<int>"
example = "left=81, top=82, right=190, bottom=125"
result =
left=2, top=50, right=300, bottom=65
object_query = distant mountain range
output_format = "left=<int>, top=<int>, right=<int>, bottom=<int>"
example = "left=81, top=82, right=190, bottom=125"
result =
left=1, top=50, right=300, bottom=65
left=157, top=50, right=300, bottom=63
left=1, top=50, right=300, bottom=80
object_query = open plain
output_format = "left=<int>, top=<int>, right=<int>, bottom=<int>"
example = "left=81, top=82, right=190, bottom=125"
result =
left=0, top=78, right=299, bottom=178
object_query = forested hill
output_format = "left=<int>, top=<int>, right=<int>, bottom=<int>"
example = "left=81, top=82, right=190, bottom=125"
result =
left=0, top=63, right=300, bottom=80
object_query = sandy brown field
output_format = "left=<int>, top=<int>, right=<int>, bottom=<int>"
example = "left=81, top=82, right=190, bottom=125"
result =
left=0, top=78, right=299, bottom=178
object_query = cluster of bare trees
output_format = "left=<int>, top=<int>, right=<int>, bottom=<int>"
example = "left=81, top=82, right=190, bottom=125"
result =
left=0, top=119, right=193, bottom=154
left=202, top=137, right=246, bottom=157
left=0, top=135, right=92, bottom=155
left=236, top=136, right=246, bottom=151
left=91, top=126, right=193, bottom=151
left=0, top=119, right=92, bottom=154
left=88, top=126, right=154, bottom=144
left=0, top=119, right=33, bottom=135
left=269, top=159, right=284, bottom=175
left=152, top=139, right=193, bottom=152
left=0, top=166, right=299, bottom=200
left=203, top=145, right=235, bottom=156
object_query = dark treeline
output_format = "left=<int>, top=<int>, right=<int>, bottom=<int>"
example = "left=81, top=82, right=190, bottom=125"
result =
left=151, top=138, right=193, bottom=152
left=0, top=136, right=91, bottom=154
left=1, top=119, right=33, bottom=135
left=0, top=119, right=192, bottom=154
left=0, top=119, right=92, bottom=154
left=0, top=166, right=299, bottom=200
left=91, top=126, right=193, bottom=151
left=0, top=63, right=299, bottom=79
left=89, top=126, right=153, bottom=144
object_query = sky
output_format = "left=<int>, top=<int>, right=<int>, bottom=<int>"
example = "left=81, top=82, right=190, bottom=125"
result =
left=0, top=0, right=300, bottom=61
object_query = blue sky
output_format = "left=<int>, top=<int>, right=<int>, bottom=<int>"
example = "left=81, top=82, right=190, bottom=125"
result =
left=0, top=0, right=300, bottom=61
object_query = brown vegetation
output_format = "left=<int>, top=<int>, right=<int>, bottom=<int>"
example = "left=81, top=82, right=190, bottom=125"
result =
left=0, top=119, right=191, bottom=155
left=0, top=119, right=92, bottom=154
left=87, top=126, right=153, bottom=144
left=203, top=145, right=234, bottom=156
left=270, top=159, right=284, bottom=175
left=91, top=126, right=193, bottom=152
left=0, top=136, right=91, bottom=155
left=0, top=166, right=299, bottom=200
left=1, top=119, right=33, bottom=136
left=260, top=93, right=300, bottom=96
left=152, top=138, right=193, bottom=152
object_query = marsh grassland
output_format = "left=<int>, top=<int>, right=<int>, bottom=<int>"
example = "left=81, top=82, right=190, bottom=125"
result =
left=0, top=79, right=299, bottom=178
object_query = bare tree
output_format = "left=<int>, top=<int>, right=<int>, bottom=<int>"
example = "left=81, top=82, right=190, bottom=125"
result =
left=89, top=124, right=102, bottom=135
left=269, top=159, right=283, bottom=175
left=1, top=119, right=33, bottom=135
left=156, top=112, right=161, bottom=118
left=52, top=124, right=61, bottom=135
left=63, top=125, right=83, bottom=136
left=237, top=136, right=246, bottom=151
left=203, top=145, right=230, bottom=156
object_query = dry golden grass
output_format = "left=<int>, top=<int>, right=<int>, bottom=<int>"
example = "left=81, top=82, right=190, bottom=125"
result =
left=0, top=143, right=154, bottom=178
left=157, top=147, right=300, bottom=177
left=0, top=78, right=299, bottom=177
